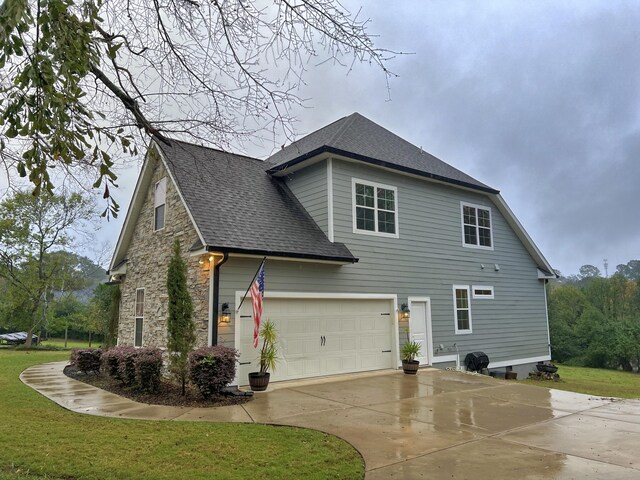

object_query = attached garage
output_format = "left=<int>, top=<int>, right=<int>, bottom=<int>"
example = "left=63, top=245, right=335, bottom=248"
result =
left=235, top=293, right=398, bottom=385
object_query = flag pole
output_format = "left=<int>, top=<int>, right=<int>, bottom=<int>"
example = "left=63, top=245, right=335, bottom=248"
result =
left=236, top=257, right=266, bottom=312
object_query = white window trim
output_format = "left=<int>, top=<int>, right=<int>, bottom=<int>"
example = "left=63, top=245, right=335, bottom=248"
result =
left=472, top=285, right=495, bottom=299
left=134, top=288, right=145, bottom=347
left=351, top=177, right=399, bottom=238
left=153, top=178, right=166, bottom=232
left=453, top=285, right=472, bottom=334
left=460, top=201, right=494, bottom=250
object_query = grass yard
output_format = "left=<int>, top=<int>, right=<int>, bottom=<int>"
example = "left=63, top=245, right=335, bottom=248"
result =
left=0, top=350, right=364, bottom=480
left=522, top=364, right=640, bottom=399
left=40, top=338, right=94, bottom=349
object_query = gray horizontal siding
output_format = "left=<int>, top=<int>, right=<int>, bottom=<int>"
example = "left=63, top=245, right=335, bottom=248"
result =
left=217, top=159, right=549, bottom=367
left=329, top=159, right=549, bottom=365
left=283, top=160, right=328, bottom=236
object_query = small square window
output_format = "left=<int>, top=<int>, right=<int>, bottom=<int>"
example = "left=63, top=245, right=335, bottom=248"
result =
left=353, top=179, right=398, bottom=237
left=461, top=202, right=492, bottom=249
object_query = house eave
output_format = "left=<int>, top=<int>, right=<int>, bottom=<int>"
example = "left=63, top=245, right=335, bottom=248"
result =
left=205, top=246, right=358, bottom=265
left=267, top=146, right=500, bottom=195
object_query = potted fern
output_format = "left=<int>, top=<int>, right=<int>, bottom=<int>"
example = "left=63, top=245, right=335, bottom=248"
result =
left=401, top=340, right=421, bottom=374
left=248, top=319, right=278, bottom=391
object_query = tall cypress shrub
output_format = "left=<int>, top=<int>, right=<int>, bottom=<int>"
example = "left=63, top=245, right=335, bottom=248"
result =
left=167, top=239, right=196, bottom=394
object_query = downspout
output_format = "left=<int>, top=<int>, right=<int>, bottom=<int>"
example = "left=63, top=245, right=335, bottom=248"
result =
left=211, top=252, right=229, bottom=346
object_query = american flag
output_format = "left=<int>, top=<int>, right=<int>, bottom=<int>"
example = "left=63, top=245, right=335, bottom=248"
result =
left=250, top=261, right=265, bottom=348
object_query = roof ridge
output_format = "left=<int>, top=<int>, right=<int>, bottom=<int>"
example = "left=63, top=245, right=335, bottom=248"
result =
left=326, top=112, right=360, bottom=146
left=155, top=137, right=263, bottom=163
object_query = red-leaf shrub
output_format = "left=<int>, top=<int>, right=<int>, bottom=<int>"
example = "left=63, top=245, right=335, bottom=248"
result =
left=134, top=348, right=163, bottom=393
left=70, top=349, right=102, bottom=374
left=189, top=346, right=239, bottom=398
left=101, top=346, right=162, bottom=390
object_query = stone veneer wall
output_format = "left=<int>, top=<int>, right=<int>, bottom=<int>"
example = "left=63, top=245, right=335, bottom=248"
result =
left=117, top=150, right=210, bottom=349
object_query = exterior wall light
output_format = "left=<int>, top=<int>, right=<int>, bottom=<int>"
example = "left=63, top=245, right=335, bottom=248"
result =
left=399, top=303, right=410, bottom=320
left=219, top=303, right=231, bottom=324
left=198, top=257, right=205, bottom=265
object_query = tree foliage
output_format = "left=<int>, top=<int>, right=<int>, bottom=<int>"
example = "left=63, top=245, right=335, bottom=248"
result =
left=0, top=0, right=394, bottom=217
left=166, top=239, right=195, bottom=395
left=549, top=262, right=640, bottom=371
left=0, top=190, right=94, bottom=345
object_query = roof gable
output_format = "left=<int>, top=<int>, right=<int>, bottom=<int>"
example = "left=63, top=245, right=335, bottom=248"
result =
left=266, top=112, right=498, bottom=194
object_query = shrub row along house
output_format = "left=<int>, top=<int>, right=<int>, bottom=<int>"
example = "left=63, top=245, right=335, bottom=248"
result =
left=108, top=113, right=555, bottom=384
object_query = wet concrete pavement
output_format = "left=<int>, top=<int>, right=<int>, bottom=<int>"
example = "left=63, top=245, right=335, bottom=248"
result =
left=21, top=362, right=640, bottom=479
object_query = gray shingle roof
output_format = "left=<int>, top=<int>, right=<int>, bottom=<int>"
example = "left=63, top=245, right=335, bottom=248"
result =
left=266, top=112, right=498, bottom=194
left=155, top=139, right=357, bottom=263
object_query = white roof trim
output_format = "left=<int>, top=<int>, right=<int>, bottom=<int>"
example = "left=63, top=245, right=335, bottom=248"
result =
left=491, top=194, right=554, bottom=275
left=108, top=141, right=206, bottom=273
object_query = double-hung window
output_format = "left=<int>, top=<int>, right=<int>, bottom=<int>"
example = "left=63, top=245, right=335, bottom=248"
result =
left=461, top=202, right=492, bottom=249
left=154, top=178, right=166, bottom=231
left=453, top=285, right=472, bottom=334
left=353, top=178, right=398, bottom=237
left=135, top=288, right=145, bottom=347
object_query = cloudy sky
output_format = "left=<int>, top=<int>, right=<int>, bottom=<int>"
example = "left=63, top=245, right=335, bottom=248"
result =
left=105, top=0, right=638, bottom=276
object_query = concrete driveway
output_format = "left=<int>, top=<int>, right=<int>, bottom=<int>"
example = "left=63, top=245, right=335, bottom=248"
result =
left=22, top=363, right=640, bottom=479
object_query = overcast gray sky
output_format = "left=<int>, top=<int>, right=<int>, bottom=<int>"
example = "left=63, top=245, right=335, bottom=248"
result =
left=106, top=0, right=638, bottom=276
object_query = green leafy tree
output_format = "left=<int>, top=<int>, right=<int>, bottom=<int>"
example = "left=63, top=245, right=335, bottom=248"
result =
left=0, top=190, right=94, bottom=346
left=166, top=239, right=195, bottom=395
left=0, top=0, right=392, bottom=216
left=85, top=283, right=117, bottom=347
left=48, top=295, right=87, bottom=347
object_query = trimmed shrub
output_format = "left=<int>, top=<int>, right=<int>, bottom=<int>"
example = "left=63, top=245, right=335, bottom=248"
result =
left=101, top=347, right=125, bottom=381
left=101, top=346, right=163, bottom=390
left=189, top=346, right=239, bottom=398
left=134, top=348, right=163, bottom=393
left=70, top=348, right=103, bottom=374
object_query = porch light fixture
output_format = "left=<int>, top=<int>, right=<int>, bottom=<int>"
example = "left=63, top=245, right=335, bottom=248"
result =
left=219, top=303, right=231, bottom=324
left=399, top=303, right=410, bottom=320
left=198, top=257, right=205, bottom=265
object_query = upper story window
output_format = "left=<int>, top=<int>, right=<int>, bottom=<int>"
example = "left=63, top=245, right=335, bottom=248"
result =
left=154, top=178, right=166, bottom=231
left=453, top=285, right=472, bottom=334
left=352, top=178, right=399, bottom=238
left=461, top=202, right=492, bottom=249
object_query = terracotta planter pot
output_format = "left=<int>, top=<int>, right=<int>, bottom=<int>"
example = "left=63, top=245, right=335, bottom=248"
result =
left=402, top=360, right=420, bottom=375
left=248, top=372, right=270, bottom=391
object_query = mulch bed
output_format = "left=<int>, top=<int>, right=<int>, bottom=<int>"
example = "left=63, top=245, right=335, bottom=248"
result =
left=64, top=365, right=251, bottom=408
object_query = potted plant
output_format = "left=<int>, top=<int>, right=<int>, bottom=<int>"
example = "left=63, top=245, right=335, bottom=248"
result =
left=401, top=340, right=421, bottom=374
left=248, top=319, right=278, bottom=391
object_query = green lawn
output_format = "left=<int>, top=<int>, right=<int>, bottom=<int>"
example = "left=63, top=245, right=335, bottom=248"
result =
left=0, top=350, right=364, bottom=479
left=40, top=338, right=94, bottom=349
left=522, top=364, right=640, bottom=398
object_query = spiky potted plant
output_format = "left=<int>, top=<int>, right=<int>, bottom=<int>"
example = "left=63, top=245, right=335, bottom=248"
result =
left=248, top=319, right=278, bottom=391
left=401, top=341, right=421, bottom=374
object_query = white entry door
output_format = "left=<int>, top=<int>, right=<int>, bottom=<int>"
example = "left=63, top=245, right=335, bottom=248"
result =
left=408, top=298, right=432, bottom=365
left=236, top=295, right=396, bottom=384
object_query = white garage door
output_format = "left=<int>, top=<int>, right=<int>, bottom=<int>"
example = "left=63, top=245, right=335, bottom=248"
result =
left=236, top=296, right=395, bottom=385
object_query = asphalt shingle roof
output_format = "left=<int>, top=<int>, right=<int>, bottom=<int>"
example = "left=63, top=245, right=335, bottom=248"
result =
left=155, top=139, right=356, bottom=262
left=267, top=112, right=498, bottom=194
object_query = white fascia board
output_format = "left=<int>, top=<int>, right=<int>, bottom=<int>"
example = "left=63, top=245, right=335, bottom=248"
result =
left=108, top=148, right=155, bottom=272
left=488, top=355, right=551, bottom=369
left=491, top=194, right=555, bottom=275
left=153, top=139, right=207, bottom=247
left=538, top=268, right=557, bottom=280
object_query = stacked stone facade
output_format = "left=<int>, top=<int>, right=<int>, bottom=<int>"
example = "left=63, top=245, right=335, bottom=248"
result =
left=117, top=150, right=210, bottom=349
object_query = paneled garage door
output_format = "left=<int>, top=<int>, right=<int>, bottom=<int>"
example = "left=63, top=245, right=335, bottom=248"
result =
left=236, top=296, right=396, bottom=384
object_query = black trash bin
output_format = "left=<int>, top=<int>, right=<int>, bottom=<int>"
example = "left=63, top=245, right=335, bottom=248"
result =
left=465, top=352, right=489, bottom=371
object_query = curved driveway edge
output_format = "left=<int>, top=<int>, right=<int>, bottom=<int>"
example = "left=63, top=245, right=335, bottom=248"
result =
left=21, top=361, right=640, bottom=479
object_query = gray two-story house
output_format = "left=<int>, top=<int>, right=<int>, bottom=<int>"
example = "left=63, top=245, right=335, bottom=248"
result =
left=109, top=113, right=555, bottom=383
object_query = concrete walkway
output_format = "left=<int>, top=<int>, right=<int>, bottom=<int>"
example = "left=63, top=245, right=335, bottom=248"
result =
left=21, top=362, right=640, bottom=479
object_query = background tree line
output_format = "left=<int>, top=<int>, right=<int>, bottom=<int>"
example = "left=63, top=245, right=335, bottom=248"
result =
left=0, top=190, right=118, bottom=347
left=549, top=260, right=640, bottom=371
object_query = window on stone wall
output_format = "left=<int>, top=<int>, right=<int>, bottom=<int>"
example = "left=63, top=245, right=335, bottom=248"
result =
left=135, top=288, right=144, bottom=347
left=154, top=178, right=166, bottom=231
